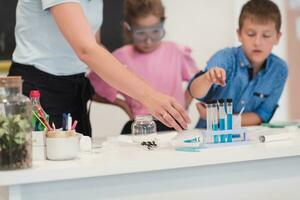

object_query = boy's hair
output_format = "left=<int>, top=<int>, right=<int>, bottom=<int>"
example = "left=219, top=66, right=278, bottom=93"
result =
left=239, top=0, right=281, bottom=32
left=123, top=0, right=165, bottom=25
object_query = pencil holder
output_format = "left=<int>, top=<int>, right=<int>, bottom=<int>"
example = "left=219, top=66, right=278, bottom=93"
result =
left=46, top=130, right=79, bottom=160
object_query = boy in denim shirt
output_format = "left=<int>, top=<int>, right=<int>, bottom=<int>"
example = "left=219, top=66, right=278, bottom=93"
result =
left=189, top=0, right=288, bottom=128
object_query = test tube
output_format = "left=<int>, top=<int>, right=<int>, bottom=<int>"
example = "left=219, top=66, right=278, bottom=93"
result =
left=206, top=100, right=212, bottom=130
left=226, top=98, right=233, bottom=130
left=211, top=99, right=218, bottom=131
left=218, top=99, right=227, bottom=130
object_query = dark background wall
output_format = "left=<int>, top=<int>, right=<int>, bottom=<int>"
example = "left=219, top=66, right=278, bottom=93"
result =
left=0, top=0, right=124, bottom=61
left=0, top=0, right=18, bottom=60
left=101, top=0, right=124, bottom=52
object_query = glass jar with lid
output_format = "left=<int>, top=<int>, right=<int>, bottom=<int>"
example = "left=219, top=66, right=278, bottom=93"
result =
left=131, top=115, right=157, bottom=144
left=0, top=76, right=32, bottom=170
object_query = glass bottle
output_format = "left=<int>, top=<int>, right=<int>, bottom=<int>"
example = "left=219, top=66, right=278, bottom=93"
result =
left=0, top=76, right=32, bottom=170
left=131, top=115, right=157, bottom=144
left=30, top=90, right=48, bottom=131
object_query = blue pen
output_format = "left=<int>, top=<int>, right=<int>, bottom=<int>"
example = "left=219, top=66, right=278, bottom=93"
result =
left=67, top=113, right=72, bottom=131
left=62, top=113, right=67, bottom=131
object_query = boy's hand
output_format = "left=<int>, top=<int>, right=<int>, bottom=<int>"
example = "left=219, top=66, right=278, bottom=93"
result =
left=204, top=67, right=226, bottom=87
left=196, top=102, right=207, bottom=120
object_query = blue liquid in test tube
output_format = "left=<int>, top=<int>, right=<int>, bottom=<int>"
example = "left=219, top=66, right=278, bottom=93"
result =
left=220, top=134, right=227, bottom=143
left=227, top=134, right=233, bottom=142
left=227, top=114, right=232, bottom=130
left=226, top=99, right=233, bottom=130
left=218, top=99, right=226, bottom=130
left=219, top=119, right=225, bottom=130
left=214, top=135, right=220, bottom=143
left=211, top=100, right=218, bottom=130
left=212, top=124, right=218, bottom=131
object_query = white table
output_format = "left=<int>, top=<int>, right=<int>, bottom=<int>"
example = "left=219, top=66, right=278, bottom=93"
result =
left=1, top=128, right=300, bottom=200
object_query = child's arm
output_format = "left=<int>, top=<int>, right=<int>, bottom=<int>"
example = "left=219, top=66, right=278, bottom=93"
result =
left=189, top=67, right=226, bottom=99
left=241, top=113, right=262, bottom=126
left=92, top=94, right=134, bottom=120
left=50, top=4, right=189, bottom=131
left=184, top=89, right=193, bottom=109
left=95, top=28, right=101, bottom=44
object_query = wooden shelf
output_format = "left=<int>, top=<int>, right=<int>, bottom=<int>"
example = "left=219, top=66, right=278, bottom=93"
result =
left=0, top=60, right=11, bottom=73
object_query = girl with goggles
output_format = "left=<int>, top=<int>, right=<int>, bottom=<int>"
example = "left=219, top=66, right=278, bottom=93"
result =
left=125, top=22, right=166, bottom=44
left=89, top=0, right=198, bottom=134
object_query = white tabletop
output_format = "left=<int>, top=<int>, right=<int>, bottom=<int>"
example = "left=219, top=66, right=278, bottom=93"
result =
left=1, top=127, right=300, bottom=186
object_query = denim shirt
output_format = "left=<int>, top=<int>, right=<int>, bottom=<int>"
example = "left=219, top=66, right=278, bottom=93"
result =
left=190, top=46, right=288, bottom=128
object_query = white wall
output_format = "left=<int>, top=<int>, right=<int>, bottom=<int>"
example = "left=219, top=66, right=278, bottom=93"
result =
left=163, top=0, right=236, bottom=68
left=91, top=0, right=289, bottom=138
left=163, top=0, right=237, bottom=131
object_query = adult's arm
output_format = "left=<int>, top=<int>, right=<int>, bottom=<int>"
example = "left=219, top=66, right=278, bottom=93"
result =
left=50, top=3, right=190, bottom=130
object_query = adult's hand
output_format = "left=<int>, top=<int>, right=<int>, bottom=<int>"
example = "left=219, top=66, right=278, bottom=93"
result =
left=143, top=91, right=191, bottom=131
left=50, top=3, right=189, bottom=131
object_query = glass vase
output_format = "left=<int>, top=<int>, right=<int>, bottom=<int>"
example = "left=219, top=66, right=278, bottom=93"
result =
left=0, top=76, right=32, bottom=170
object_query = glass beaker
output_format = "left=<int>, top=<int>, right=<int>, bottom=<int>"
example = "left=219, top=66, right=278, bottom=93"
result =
left=0, top=76, right=32, bottom=170
left=131, top=115, right=157, bottom=144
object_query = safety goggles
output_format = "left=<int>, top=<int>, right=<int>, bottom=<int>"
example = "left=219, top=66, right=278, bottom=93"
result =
left=126, top=22, right=166, bottom=44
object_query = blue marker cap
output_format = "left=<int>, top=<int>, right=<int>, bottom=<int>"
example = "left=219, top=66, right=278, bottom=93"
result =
left=62, top=113, right=67, bottom=131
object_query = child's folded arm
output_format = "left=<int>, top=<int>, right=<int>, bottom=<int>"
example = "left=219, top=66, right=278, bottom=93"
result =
left=253, top=72, right=288, bottom=124
left=240, top=112, right=263, bottom=126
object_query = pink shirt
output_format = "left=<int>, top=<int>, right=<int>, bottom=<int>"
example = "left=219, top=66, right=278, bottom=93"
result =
left=88, top=41, right=198, bottom=116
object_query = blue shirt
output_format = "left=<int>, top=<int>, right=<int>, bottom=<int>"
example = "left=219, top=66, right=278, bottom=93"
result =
left=13, top=0, right=103, bottom=76
left=190, top=46, right=288, bottom=128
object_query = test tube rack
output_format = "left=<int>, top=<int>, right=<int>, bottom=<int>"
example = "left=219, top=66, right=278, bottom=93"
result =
left=201, top=128, right=248, bottom=144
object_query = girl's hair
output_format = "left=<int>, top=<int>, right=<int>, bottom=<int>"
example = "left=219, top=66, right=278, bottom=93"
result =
left=239, top=0, right=281, bottom=32
left=123, top=0, right=165, bottom=43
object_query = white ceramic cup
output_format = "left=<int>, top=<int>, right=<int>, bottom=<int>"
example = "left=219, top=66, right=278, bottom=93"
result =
left=46, top=132, right=79, bottom=160
left=80, top=136, right=92, bottom=152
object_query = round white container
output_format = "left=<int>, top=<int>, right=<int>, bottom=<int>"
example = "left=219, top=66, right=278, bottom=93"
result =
left=46, top=136, right=79, bottom=160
